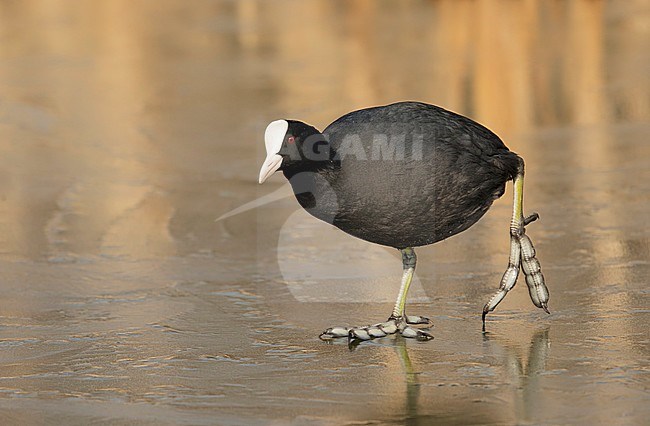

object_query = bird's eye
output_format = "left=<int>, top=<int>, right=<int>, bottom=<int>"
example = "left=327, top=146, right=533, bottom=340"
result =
left=287, top=136, right=295, bottom=144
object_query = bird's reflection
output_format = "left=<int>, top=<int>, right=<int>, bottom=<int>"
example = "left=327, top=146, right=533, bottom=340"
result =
left=483, top=327, right=551, bottom=422
left=394, top=338, right=421, bottom=421
left=325, top=327, right=550, bottom=424
left=328, top=336, right=422, bottom=419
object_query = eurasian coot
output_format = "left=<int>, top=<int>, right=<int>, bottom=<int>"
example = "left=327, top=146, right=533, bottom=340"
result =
left=258, top=101, right=548, bottom=341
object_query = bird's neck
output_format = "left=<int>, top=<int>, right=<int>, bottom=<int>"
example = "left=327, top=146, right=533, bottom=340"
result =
left=282, top=161, right=340, bottom=222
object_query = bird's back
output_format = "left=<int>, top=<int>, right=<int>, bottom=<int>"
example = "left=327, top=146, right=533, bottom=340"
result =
left=319, top=102, right=520, bottom=248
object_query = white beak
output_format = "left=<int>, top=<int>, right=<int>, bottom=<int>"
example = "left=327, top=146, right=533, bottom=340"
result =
left=259, top=119, right=289, bottom=184
left=258, top=154, right=283, bottom=184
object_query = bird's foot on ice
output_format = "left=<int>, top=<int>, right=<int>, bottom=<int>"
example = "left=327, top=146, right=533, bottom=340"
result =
left=319, top=315, right=433, bottom=342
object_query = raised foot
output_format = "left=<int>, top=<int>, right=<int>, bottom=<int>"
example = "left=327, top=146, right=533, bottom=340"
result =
left=319, top=315, right=433, bottom=342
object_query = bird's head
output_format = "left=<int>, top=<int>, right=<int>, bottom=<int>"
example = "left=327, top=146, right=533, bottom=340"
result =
left=258, top=119, right=330, bottom=184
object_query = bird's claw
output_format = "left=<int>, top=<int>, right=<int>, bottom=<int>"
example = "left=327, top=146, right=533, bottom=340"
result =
left=319, top=315, right=433, bottom=342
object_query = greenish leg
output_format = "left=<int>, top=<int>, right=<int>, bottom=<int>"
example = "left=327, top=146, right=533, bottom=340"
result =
left=319, top=247, right=433, bottom=342
left=391, top=248, right=416, bottom=318
left=482, top=166, right=550, bottom=330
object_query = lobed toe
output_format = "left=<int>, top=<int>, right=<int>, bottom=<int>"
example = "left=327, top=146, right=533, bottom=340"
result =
left=349, top=328, right=372, bottom=340
left=405, top=314, right=432, bottom=326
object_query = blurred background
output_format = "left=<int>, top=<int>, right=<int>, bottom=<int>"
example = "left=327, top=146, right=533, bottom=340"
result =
left=0, top=1, right=648, bottom=425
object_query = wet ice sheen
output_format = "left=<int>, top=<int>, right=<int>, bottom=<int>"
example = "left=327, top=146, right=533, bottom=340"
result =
left=0, top=1, right=649, bottom=425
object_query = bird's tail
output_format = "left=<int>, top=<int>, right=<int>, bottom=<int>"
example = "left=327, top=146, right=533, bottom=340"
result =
left=490, top=151, right=521, bottom=183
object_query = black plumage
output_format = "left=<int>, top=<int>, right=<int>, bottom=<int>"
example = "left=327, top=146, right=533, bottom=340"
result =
left=280, top=102, right=520, bottom=248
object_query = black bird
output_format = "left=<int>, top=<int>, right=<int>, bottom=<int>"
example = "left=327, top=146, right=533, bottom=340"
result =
left=258, top=101, right=548, bottom=341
